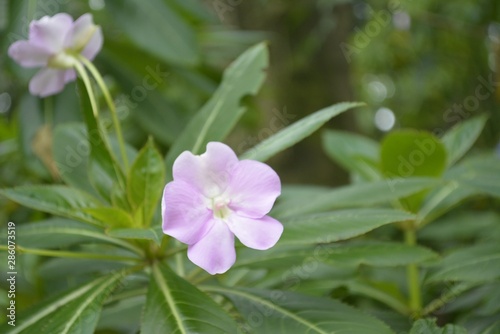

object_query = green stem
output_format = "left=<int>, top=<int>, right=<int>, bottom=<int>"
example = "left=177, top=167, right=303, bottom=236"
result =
left=77, top=55, right=129, bottom=171
left=405, top=227, right=422, bottom=317
left=0, top=245, right=140, bottom=262
left=74, top=61, right=100, bottom=119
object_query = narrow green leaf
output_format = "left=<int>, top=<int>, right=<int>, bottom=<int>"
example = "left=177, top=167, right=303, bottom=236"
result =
left=106, top=0, right=199, bottom=66
left=241, top=102, right=364, bottom=162
left=127, top=138, right=165, bottom=225
left=107, top=227, right=162, bottom=245
left=141, top=264, right=239, bottom=333
left=273, top=177, right=439, bottom=218
left=0, top=218, right=141, bottom=254
left=322, top=129, right=380, bottom=180
left=2, top=272, right=125, bottom=334
left=280, top=208, right=415, bottom=245
left=165, top=42, right=269, bottom=179
left=0, top=185, right=103, bottom=225
left=442, top=115, right=488, bottom=166
left=205, top=287, right=394, bottom=334
left=428, top=243, right=500, bottom=283
left=409, top=318, right=467, bottom=334
left=235, top=242, right=436, bottom=270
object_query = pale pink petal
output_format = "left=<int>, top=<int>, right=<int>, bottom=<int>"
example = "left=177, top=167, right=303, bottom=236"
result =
left=173, top=142, right=239, bottom=198
left=162, top=180, right=214, bottom=245
left=8, top=41, right=51, bottom=67
left=64, top=69, right=77, bottom=83
left=227, top=160, right=281, bottom=218
left=29, top=68, right=67, bottom=97
left=81, top=26, right=103, bottom=60
left=29, top=13, right=73, bottom=53
left=227, top=215, right=283, bottom=250
left=187, top=221, right=235, bottom=275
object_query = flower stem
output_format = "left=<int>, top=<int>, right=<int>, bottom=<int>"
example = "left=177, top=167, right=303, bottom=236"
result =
left=74, top=61, right=100, bottom=119
left=77, top=55, right=129, bottom=171
left=405, top=227, right=422, bottom=317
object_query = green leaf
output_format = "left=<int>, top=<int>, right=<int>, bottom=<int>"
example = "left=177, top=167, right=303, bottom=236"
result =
left=280, top=208, right=415, bottom=245
left=428, top=243, right=500, bottom=283
left=2, top=272, right=125, bottom=334
left=141, top=264, right=239, bottom=333
left=381, top=130, right=447, bottom=178
left=77, top=81, right=126, bottom=203
left=442, top=115, right=488, bottom=166
left=52, top=123, right=97, bottom=197
left=0, top=186, right=103, bottom=225
left=273, top=177, right=439, bottom=218
left=0, top=218, right=141, bottom=254
left=165, top=42, right=269, bottom=179
left=240, top=102, right=364, bottom=162
left=322, top=129, right=380, bottom=181
left=205, top=287, right=394, bottom=334
left=409, top=318, right=467, bottom=334
left=127, top=138, right=165, bottom=226
left=106, top=227, right=162, bottom=245
left=235, top=242, right=436, bottom=270
left=83, top=207, right=135, bottom=227
left=106, top=0, right=199, bottom=66
left=380, top=130, right=447, bottom=211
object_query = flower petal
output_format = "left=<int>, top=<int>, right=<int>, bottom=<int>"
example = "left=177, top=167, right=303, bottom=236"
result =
left=187, top=221, right=235, bottom=275
left=8, top=41, right=51, bottom=67
left=64, top=69, right=77, bottom=83
left=29, top=68, right=67, bottom=97
left=29, top=13, right=73, bottom=53
left=162, top=180, right=214, bottom=245
left=173, top=142, right=239, bottom=198
left=81, top=26, right=103, bottom=60
left=227, top=215, right=283, bottom=250
left=227, top=160, right=281, bottom=218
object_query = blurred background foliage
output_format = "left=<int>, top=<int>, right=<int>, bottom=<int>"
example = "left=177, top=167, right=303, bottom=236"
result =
left=1, top=0, right=499, bottom=189
left=0, top=0, right=499, bottom=329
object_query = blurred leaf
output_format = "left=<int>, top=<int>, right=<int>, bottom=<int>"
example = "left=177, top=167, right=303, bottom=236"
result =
left=53, top=123, right=98, bottom=196
left=381, top=130, right=447, bottom=211
left=442, top=115, right=488, bottom=166
left=428, top=243, right=500, bottom=283
left=97, top=295, right=144, bottom=333
left=445, top=154, right=500, bottom=199
left=0, top=218, right=140, bottom=254
left=106, top=227, right=162, bottom=245
left=273, top=177, right=439, bottom=218
left=106, top=0, right=199, bottom=66
left=0, top=185, right=103, bottom=225
left=1, top=272, right=125, bottom=334
left=206, top=287, right=395, bottom=333
left=280, top=208, right=415, bottom=245
left=141, top=264, right=239, bottom=333
left=322, top=129, right=380, bottom=181
left=165, top=42, right=269, bottom=178
left=241, top=102, right=364, bottom=162
left=127, top=138, right=165, bottom=226
left=408, top=318, right=467, bottom=334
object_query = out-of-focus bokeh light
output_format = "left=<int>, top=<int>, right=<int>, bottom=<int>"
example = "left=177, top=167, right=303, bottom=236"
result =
left=393, top=11, right=411, bottom=30
left=374, top=107, right=396, bottom=131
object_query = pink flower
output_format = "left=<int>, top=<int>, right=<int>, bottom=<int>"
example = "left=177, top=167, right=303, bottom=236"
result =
left=8, top=13, right=103, bottom=97
left=162, top=142, right=283, bottom=274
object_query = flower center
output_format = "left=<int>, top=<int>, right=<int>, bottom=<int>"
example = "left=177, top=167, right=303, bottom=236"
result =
left=48, top=51, right=78, bottom=69
left=211, top=197, right=231, bottom=220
